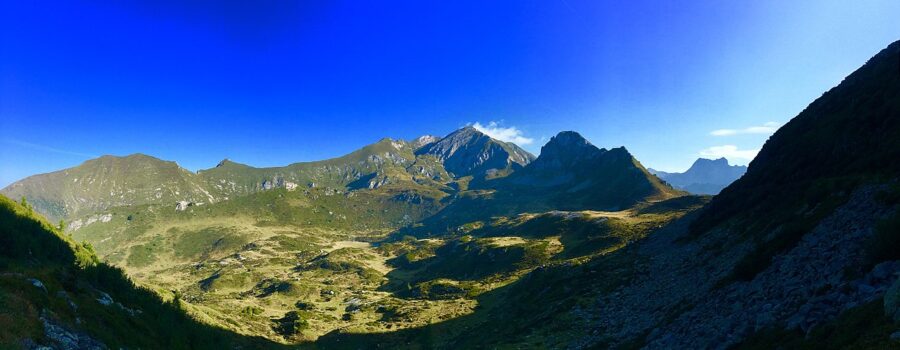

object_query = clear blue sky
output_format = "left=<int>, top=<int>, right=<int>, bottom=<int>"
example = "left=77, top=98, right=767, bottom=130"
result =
left=2, top=1, right=899, bottom=187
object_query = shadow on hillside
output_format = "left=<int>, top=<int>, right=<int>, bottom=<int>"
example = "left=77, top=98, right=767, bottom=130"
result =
left=315, top=200, right=706, bottom=348
left=310, top=236, right=650, bottom=349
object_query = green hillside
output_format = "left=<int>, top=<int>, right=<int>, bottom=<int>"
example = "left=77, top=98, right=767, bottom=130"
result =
left=1, top=154, right=217, bottom=222
left=0, top=194, right=283, bottom=349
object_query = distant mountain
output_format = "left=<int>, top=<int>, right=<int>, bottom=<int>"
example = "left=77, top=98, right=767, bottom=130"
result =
left=0, top=154, right=216, bottom=221
left=410, top=131, right=684, bottom=231
left=1, top=127, right=536, bottom=222
left=198, top=137, right=441, bottom=195
left=501, top=131, right=681, bottom=209
left=649, top=158, right=746, bottom=195
left=416, top=126, right=535, bottom=179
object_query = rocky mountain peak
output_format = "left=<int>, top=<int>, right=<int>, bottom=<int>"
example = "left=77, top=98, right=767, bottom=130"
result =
left=545, top=131, right=591, bottom=148
left=690, top=157, right=729, bottom=169
left=531, top=131, right=604, bottom=169
left=416, top=126, right=534, bottom=178
left=411, top=135, right=440, bottom=150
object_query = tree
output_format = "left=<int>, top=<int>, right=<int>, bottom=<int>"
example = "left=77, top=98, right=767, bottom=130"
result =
left=58, top=219, right=66, bottom=232
left=20, top=196, right=31, bottom=212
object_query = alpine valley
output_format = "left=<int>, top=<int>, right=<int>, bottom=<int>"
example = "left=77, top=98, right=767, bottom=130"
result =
left=2, top=41, right=900, bottom=350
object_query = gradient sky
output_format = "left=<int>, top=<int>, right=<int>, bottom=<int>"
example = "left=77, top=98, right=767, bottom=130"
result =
left=2, top=1, right=899, bottom=187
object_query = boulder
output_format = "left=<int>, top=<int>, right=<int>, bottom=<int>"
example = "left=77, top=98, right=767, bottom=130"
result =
left=96, top=291, right=114, bottom=306
left=175, top=201, right=192, bottom=211
left=28, top=278, right=47, bottom=293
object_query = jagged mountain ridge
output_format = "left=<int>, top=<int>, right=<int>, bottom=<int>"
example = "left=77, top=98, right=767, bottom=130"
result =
left=1, top=128, right=537, bottom=221
left=649, top=157, right=747, bottom=195
left=406, top=131, right=683, bottom=234
left=3, top=127, right=668, bottom=226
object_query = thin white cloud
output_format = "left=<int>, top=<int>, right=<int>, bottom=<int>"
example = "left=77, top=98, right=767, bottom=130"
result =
left=3, top=139, right=97, bottom=158
left=471, top=121, right=534, bottom=145
left=710, top=121, right=780, bottom=136
left=699, top=145, right=759, bottom=161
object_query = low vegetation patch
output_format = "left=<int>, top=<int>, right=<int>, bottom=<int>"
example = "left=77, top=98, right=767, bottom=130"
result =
left=172, top=226, right=248, bottom=260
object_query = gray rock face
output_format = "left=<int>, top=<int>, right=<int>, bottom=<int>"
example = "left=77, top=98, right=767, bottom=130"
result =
left=175, top=200, right=192, bottom=211
left=416, top=126, right=534, bottom=178
left=410, top=135, right=440, bottom=150
left=36, top=310, right=107, bottom=350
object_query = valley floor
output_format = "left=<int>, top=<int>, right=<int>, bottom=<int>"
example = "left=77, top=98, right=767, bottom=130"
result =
left=68, top=196, right=693, bottom=345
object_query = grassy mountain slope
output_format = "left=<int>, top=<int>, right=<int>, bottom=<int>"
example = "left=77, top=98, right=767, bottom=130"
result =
left=0, top=154, right=216, bottom=222
left=198, top=138, right=445, bottom=195
left=0, top=194, right=283, bottom=349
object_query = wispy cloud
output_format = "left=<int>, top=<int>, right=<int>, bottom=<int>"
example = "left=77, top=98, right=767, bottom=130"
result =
left=699, top=145, right=758, bottom=160
left=710, top=122, right=780, bottom=136
left=471, top=121, right=534, bottom=145
left=4, top=139, right=97, bottom=158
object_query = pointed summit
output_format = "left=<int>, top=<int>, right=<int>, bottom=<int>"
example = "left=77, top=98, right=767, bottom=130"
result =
left=417, top=126, right=535, bottom=178
left=654, top=158, right=747, bottom=195
left=500, top=132, right=680, bottom=210
left=529, top=131, right=604, bottom=171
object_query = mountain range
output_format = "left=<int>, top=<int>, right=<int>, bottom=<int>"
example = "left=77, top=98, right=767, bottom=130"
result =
left=650, top=158, right=747, bottom=195
left=2, top=126, right=673, bottom=226
left=1, top=40, right=899, bottom=349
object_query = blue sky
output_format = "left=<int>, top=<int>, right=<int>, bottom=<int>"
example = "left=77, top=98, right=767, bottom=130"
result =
left=2, top=1, right=899, bottom=187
